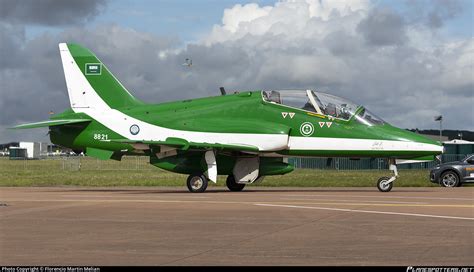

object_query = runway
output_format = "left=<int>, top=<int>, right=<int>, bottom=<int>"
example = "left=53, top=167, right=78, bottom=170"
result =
left=1, top=187, right=473, bottom=266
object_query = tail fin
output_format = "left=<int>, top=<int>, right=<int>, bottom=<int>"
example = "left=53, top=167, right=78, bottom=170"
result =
left=59, top=43, right=143, bottom=110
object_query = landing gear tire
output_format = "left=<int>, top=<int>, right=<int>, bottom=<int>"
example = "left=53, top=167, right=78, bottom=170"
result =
left=377, top=176, right=393, bottom=192
left=186, top=173, right=208, bottom=193
left=440, top=171, right=460, bottom=188
left=226, top=175, right=245, bottom=192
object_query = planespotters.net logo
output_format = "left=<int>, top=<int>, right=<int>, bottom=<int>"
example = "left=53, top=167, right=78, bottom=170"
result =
left=407, top=267, right=473, bottom=272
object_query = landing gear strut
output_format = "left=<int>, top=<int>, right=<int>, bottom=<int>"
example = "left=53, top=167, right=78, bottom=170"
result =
left=377, top=159, right=398, bottom=192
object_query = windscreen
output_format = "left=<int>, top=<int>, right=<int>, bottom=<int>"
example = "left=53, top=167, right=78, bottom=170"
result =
left=262, top=90, right=317, bottom=113
left=312, top=92, right=359, bottom=120
left=354, top=108, right=386, bottom=126
left=262, top=90, right=386, bottom=125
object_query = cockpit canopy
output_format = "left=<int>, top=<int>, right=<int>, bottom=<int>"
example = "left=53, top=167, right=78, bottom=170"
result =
left=262, top=90, right=385, bottom=126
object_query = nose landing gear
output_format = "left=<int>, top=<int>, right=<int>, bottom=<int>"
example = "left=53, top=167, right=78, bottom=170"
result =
left=377, top=159, right=398, bottom=192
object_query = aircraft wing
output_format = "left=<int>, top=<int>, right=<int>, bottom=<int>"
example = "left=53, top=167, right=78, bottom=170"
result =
left=11, top=119, right=92, bottom=129
left=106, top=137, right=260, bottom=153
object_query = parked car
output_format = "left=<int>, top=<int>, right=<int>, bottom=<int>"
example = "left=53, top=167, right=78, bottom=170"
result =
left=430, top=154, right=474, bottom=187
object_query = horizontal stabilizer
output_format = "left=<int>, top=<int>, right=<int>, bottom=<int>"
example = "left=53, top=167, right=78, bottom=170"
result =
left=11, top=119, right=92, bottom=129
left=105, top=137, right=259, bottom=153
left=86, top=147, right=114, bottom=160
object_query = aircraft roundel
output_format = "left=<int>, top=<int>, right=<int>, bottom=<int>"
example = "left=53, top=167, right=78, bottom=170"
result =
left=299, top=122, right=314, bottom=137
left=130, top=124, right=140, bottom=135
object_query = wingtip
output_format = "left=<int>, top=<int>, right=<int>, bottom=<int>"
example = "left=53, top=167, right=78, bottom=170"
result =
left=8, top=125, right=23, bottom=130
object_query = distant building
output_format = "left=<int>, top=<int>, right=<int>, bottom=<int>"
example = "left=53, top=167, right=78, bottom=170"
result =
left=443, top=139, right=474, bottom=155
left=8, top=147, right=27, bottom=159
left=9, top=142, right=49, bottom=159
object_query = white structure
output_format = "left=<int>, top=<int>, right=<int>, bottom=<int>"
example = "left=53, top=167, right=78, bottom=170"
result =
left=19, top=142, right=40, bottom=159
left=443, top=139, right=474, bottom=144
left=13, top=142, right=49, bottom=159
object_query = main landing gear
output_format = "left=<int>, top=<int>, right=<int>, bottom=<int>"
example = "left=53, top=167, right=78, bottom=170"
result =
left=377, top=159, right=398, bottom=192
left=186, top=173, right=208, bottom=193
left=226, top=175, right=246, bottom=192
left=186, top=153, right=258, bottom=193
left=186, top=174, right=247, bottom=193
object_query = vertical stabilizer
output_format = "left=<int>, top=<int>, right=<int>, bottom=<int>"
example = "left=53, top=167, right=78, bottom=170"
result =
left=59, top=43, right=143, bottom=110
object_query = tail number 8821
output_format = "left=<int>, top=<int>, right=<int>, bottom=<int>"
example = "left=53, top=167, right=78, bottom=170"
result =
left=93, top=133, right=109, bottom=140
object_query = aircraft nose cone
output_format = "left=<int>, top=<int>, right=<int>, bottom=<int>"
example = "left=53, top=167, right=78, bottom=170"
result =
left=375, top=125, right=444, bottom=156
left=399, top=130, right=444, bottom=155
left=428, top=143, right=444, bottom=154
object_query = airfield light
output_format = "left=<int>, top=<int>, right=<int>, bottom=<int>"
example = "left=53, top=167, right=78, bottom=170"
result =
left=434, top=115, right=443, bottom=143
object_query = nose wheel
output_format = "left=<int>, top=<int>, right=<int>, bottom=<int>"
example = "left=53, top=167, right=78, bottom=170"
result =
left=377, top=177, right=393, bottom=192
left=377, top=159, right=398, bottom=192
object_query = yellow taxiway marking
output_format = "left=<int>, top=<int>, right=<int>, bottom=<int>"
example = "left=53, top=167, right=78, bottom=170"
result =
left=2, top=198, right=473, bottom=221
left=2, top=198, right=473, bottom=208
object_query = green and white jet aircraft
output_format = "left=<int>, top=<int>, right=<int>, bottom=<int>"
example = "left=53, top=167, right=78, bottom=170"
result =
left=13, top=43, right=443, bottom=193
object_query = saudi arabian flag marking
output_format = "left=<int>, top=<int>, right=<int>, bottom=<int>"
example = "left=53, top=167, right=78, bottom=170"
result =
left=85, top=63, right=102, bottom=75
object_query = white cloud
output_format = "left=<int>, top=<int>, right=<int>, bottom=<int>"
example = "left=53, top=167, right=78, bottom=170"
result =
left=0, top=0, right=472, bottom=142
left=438, top=39, right=473, bottom=92
left=206, top=0, right=370, bottom=44
left=199, top=0, right=472, bottom=129
left=221, top=3, right=272, bottom=33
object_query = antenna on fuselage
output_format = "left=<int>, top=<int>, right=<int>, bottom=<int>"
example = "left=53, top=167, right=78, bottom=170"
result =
left=219, top=87, right=226, bottom=96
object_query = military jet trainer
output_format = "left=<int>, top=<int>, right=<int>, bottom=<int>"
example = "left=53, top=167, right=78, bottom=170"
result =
left=13, top=43, right=443, bottom=193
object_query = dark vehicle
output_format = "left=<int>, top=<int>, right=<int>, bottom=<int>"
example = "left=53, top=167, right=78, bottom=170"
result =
left=430, top=154, right=474, bottom=187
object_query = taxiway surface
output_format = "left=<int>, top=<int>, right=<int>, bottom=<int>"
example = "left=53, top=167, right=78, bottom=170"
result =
left=1, top=187, right=473, bottom=266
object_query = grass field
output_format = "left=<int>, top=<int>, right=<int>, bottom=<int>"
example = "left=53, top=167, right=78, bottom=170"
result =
left=0, top=156, right=444, bottom=188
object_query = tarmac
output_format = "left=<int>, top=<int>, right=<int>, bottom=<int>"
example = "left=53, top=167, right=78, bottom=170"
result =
left=0, top=186, right=473, bottom=266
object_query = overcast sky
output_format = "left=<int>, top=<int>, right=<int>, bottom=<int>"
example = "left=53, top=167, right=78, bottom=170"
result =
left=0, top=0, right=472, bottom=143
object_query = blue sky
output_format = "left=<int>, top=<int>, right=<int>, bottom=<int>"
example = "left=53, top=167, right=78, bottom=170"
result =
left=97, top=0, right=277, bottom=41
left=25, top=0, right=473, bottom=43
left=26, top=0, right=277, bottom=42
